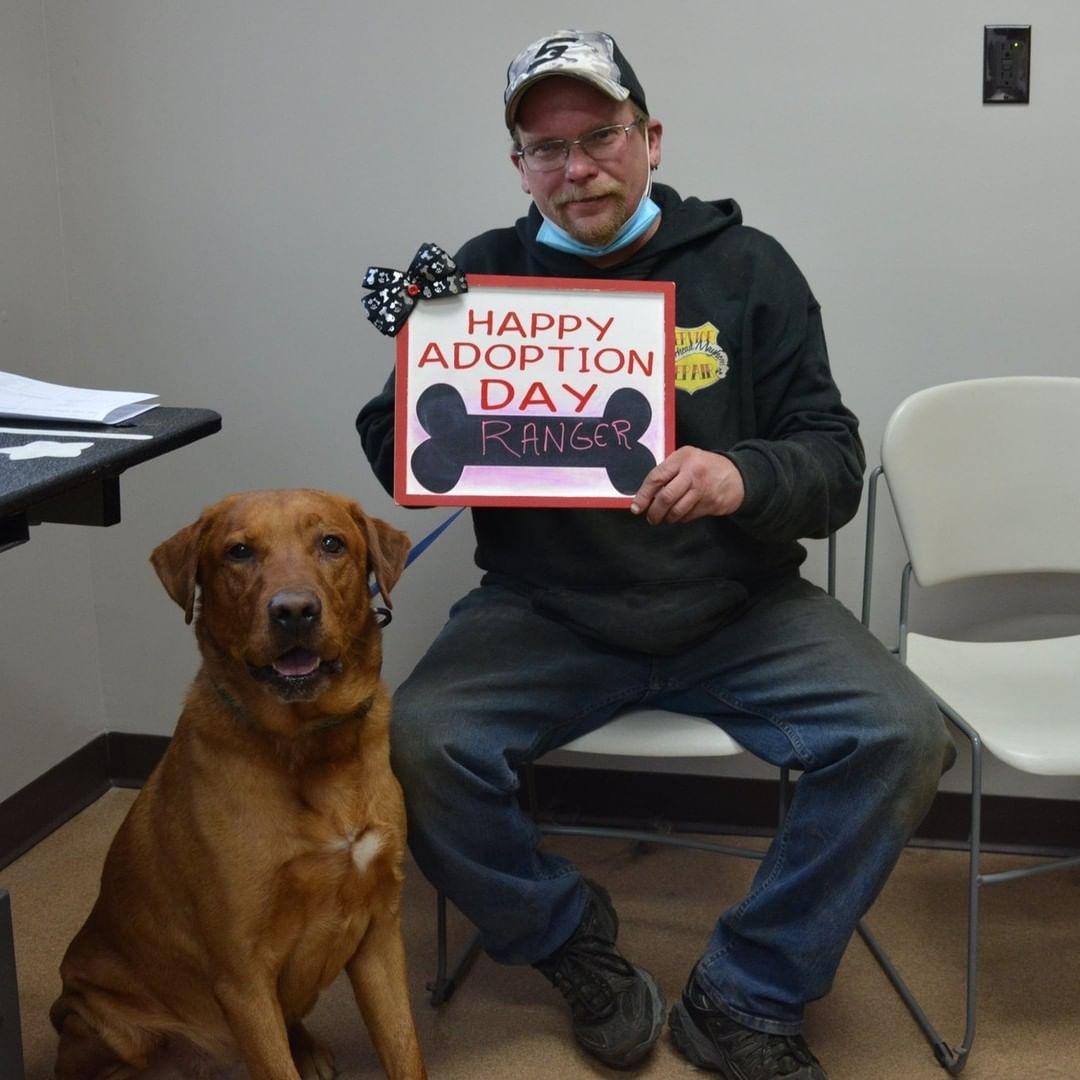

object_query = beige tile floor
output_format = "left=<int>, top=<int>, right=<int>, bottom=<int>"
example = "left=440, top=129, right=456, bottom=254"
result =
left=6, top=788, right=1079, bottom=1079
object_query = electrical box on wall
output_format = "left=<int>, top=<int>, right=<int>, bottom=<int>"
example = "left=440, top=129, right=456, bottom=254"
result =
left=984, top=25, right=1031, bottom=104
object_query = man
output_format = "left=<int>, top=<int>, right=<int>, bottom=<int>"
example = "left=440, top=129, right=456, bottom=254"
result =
left=358, top=29, right=952, bottom=1080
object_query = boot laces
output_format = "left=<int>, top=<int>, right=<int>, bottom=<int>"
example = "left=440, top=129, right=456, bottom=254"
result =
left=541, top=931, right=635, bottom=1018
left=731, top=1026, right=817, bottom=1076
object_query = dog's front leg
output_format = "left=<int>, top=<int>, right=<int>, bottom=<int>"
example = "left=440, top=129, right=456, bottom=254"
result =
left=213, top=974, right=302, bottom=1080
left=346, top=913, right=427, bottom=1080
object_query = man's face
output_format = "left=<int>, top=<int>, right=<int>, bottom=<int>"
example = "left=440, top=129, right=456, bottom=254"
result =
left=511, top=77, right=662, bottom=250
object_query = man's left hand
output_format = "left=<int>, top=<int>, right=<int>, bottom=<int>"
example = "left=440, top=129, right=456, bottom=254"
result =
left=630, top=447, right=745, bottom=525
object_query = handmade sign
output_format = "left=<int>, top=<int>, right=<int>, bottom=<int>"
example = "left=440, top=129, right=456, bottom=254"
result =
left=393, top=274, right=674, bottom=507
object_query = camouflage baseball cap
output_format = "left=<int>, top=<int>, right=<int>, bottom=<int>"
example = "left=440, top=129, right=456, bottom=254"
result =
left=504, top=30, right=648, bottom=129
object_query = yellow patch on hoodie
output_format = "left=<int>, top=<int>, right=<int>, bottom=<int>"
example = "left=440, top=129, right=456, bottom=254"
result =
left=674, top=323, right=729, bottom=394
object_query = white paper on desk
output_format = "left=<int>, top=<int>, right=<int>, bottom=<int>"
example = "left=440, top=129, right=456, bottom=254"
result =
left=0, top=370, right=159, bottom=425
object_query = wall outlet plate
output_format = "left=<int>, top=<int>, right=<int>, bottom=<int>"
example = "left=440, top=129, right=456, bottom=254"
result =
left=984, top=25, right=1031, bottom=104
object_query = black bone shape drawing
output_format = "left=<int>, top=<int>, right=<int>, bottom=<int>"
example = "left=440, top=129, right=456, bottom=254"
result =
left=410, top=383, right=656, bottom=495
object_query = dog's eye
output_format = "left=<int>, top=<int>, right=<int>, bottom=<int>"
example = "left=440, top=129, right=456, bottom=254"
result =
left=226, top=543, right=254, bottom=561
left=320, top=534, right=346, bottom=554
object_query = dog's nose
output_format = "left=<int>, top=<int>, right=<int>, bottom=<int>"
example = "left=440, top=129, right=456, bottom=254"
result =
left=268, top=590, right=321, bottom=631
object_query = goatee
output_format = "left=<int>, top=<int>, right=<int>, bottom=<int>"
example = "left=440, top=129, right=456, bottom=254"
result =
left=551, top=186, right=628, bottom=248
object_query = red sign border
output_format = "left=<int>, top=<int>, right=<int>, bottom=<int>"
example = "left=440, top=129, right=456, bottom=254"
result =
left=394, top=274, right=675, bottom=508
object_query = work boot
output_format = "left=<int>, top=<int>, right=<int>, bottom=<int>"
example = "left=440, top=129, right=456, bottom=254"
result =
left=533, top=879, right=664, bottom=1069
left=669, top=966, right=827, bottom=1079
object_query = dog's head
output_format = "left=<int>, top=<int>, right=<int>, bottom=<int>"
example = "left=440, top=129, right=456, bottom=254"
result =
left=150, top=489, right=411, bottom=706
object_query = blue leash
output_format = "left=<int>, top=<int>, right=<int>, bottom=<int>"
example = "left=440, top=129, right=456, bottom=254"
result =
left=369, top=507, right=466, bottom=611
left=402, top=507, right=466, bottom=571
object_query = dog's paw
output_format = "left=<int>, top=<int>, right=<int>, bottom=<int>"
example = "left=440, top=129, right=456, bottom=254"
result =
left=296, top=1043, right=338, bottom=1080
left=289, top=1019, right=338, bottom=1080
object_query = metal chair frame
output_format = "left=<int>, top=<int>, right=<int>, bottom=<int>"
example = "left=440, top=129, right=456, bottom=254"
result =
left=859, top=449, right=1080, bottom=1074
left=428, top=765, right=795, bottom=1007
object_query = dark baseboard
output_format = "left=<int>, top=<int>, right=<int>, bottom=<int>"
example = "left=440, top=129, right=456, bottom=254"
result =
left=0, top=733, right=168, bottom=872
left=0, top=736, right=110, bottom=872
left=2, top=734, right=1078, bottom=871
left=532, top=765, right=1080, bottom=856
left=105, top=732, right=171, bottom=789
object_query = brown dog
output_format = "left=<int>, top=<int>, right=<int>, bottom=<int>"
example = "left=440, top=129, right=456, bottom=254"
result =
left=50, top=489, right=426, bottom=1080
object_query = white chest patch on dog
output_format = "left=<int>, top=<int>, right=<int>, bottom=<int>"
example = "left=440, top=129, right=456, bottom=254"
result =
left=348, top=829, right=384, bottom=874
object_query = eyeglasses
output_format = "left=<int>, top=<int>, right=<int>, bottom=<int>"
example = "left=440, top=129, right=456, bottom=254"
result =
left=514, top=119, right=645, bottom=173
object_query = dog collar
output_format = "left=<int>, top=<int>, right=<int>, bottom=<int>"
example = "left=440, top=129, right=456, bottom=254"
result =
left=212, top=682, right=375, bottom=733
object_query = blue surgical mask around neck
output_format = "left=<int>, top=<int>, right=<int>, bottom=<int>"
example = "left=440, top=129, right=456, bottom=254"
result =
left=536, top=135, right=660, bottom=259
left=537, top=192, right=660, bottom=258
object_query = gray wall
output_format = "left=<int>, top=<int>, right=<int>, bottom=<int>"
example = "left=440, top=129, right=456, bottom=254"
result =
left=3, top=1, right=1078, bottom=802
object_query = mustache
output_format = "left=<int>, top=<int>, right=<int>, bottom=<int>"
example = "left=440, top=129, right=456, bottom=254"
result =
left=551, top=184, right=623, bottom=209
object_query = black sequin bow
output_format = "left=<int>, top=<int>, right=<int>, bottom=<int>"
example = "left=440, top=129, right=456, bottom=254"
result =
left=362, top=243, right=468, bottom=336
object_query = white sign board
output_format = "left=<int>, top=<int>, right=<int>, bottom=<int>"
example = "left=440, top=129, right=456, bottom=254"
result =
left=395, top=274, right=674, bottom=507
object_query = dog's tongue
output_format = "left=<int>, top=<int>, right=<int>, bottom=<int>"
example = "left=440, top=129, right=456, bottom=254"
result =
left=273, top=648, right=321, bottom=677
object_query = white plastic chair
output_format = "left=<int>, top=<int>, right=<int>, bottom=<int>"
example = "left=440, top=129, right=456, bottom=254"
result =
left=858, top=376, right=1080, bottom=1073
left=428, top=539, right=836, bottom=1005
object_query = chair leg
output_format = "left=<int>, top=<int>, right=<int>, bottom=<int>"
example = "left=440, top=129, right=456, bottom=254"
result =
left=856, top=919, right=972, bottom=1073
left=857, top=715, right=982, bottom=1073
left=427, top=889, right=483, bottom=1007
left=427, top=764, right=548, bottom=1006
left=0, top=889, right=25, bottom=1080
left=780, top=766, right=963, bottom=1070
left=778, top=766, right=791, bottom=824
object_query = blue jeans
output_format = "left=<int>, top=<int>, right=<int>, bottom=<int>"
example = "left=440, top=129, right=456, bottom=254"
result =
left=391, top=574, right=953, bottom=1035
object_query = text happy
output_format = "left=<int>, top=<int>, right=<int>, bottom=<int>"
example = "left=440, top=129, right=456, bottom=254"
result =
left=416, top=308, right=655, bottom=412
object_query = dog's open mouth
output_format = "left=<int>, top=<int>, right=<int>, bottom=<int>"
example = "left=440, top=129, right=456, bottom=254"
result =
left=248, top=648, right=343, bottom=700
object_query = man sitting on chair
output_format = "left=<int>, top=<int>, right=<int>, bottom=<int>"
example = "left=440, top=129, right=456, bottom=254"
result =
left=357, top=28, right=953, bottom=1080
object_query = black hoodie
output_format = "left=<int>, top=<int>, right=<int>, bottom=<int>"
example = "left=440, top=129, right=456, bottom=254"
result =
left=357, top=183, right=865, bottom=654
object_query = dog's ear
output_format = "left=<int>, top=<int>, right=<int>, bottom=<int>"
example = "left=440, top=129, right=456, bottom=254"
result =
left=357, top=509, right=411, bottom=608
left=150, top=516, right=207, bottom=625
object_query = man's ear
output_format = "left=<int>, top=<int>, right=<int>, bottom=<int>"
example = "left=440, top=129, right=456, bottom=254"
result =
left=645, top=118, right=663, bottom=170
left=510, top=143, right=532, bottom=194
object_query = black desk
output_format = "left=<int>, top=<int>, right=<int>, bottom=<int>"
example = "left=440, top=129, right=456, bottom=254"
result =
left=1, top=406, right=221, bottom=552
left=0, top=404, right=220, bottom=1079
